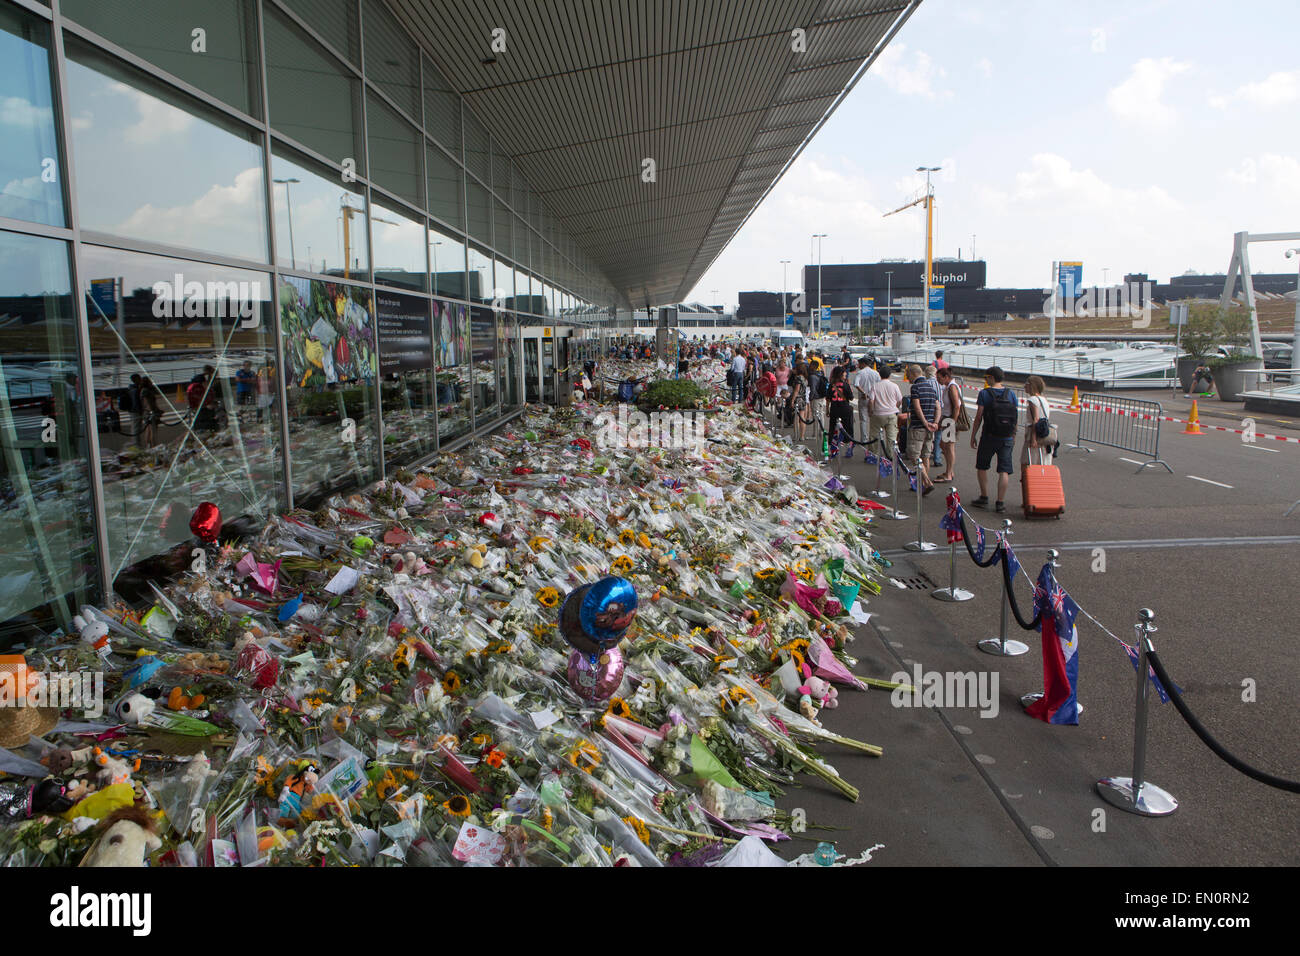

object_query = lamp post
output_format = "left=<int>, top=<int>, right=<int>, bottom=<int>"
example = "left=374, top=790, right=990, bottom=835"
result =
left=273, top=177, right=300, bottom=269
left=812, top=234, right=827, bottom=335
left=917, top=166, right=940, bottom=340
left=885, top=270, right=893, bottom=340
left=780, top=259, right=790, bottom=330
left=1286, top=249, right=1300, bottom=357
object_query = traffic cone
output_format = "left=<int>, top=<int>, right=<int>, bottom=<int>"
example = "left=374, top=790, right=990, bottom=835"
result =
left=176, top=384, right=184, bottom=403
left=1183, top=400, right=1203, bottom=435
left=1067, top=386, right=1081, bottom=413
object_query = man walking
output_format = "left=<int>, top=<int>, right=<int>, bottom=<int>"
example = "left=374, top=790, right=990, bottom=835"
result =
left=969, top=365, right=1018, bottom=514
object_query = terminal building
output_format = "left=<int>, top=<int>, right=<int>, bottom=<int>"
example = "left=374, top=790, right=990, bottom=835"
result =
left=0, top=0, right=918, bottom=641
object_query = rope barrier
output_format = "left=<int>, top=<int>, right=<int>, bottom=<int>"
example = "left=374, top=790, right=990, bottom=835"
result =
left=1144, top=651, right=1300, bottom=794
left=1001, top=550, right=1042, bottom=632
left=956, top=509, right=1004, bottom=568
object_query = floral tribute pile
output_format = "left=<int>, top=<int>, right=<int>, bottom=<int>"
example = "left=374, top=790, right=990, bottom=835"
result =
left=0, top=381, right=902, bottom=868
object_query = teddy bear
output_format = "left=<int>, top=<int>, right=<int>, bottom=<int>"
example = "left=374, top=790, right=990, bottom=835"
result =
left=92, top=748, right=140, bottom=788
left=796, top=665, right=839, bottom=723
left=78, top=806, right=161, bottom=867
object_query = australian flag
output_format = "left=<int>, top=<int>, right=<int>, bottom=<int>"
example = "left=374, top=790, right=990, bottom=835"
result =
left=939, top=492, right=964, bottom=544
left=1122, top=642, right=1176, bottom=704
left=995, top=535, right=1020, bottom=579
left=972, top=524, right=988, bottom=562
left=878, top=456, right=893, bottom=478
left=1024, top=564, right=1080, bottom=725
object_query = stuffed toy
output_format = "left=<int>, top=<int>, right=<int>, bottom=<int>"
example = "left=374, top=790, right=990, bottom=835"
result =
left=277, top=761, right=319, bottom=827
left=42, top=745, right=93, bottom=776
left=93, top=748, right=140, bottom=788
left=79, top=806, right=160, bottom=867
left=72, top=608, right=112, bottom=661
left=113, top=692, right=156, bottom=725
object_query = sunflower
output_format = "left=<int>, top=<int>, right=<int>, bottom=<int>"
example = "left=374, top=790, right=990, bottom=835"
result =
left=529, top=536, right=552, bottom=553
left=610, top=555, right=634, bottom=574
left=622, top=815, right=652, bottom=846
left=443, top=795, right=471, bottom=818
left=604, top=697, right=632, bottom=721
left=567, top=740, right=602, bottom=774
left=470, top=732, right=493, bottom=749
left=434, top=733, right=459, bottom=752
left=536, top=587, right=560, bottom=608
left=754, top=567, right=776, bottom=581
left=619, top=529, right=636, bottom=545
left=441, top=671, right=462, bottom=694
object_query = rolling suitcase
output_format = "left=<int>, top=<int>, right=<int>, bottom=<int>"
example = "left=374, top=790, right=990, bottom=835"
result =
left=1022, top=444, right=1064, bottom=518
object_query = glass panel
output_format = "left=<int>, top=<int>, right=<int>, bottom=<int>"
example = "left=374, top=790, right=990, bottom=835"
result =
left=467, top=244, right=491, bottom=305
left=463, top=109, right=489, bottom=184
left=428, top=223, right=465, bottom=300
left=466, top=179, right=491, bottom=245
left=523, top=337, right=538, bottom=403
left=512, top=266, right=529, bottom=311
left=0, top=6, right=64, bottom=227
left=79, top=245, right=283, bottom=594
left=0, top=231, right=95, bottom=641
left=470, top=305, right=497, bottom=420
left=278, top=276, right=379, bottom=504
left=493, top=256, right=514, bottom=302
left=362, top=0, right=419, bottom=121
left=426, top=143, right=462, bottom=229
left=272, top=146, right=368, bottom=277
left=265, top=3, right=365, bottom=172
left=61, top=0, right=260, bottom=117
left=502, top=316, right=520, bottom=407
left=493, top=198, right=511, bottom=262
left=511, top=215, right=527, bottom=265
left=375, top=290, right=434, bottom=468
left=279, top=0, right=359, bottom=66
left=371, top=199, right=426, bottom=292
left=65, top=41, right=268, bottom=262
left=433, top=298, right=470, bottom=444
left=422, top=56, right=460, bottom=155
left=366, top=89, right=422, bottom=208
left=492, top=148, right=511, bottom=204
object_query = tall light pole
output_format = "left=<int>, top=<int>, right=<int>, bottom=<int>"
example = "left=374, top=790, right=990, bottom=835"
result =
left=273, top=177, right=300, bottom=269
left=885, top=270, right=893, bottom=340
left=917, top=166, right=941, bottom=340
left=780, top=259, right=790, bottom=329
left=812, top=234, right=827, bottom=335
left=1286, top=249, right=1300, bottom=356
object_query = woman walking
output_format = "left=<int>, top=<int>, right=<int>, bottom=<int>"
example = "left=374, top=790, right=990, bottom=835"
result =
left=934, top=366, right=963, bottom=481
left=1021, top=375, right=1056, bottom=467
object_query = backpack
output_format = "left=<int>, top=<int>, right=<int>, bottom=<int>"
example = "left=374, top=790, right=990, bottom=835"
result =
left=118, top=387, right=137, bottom=413
left=812, top=373, right=829, bottom=399
left=986, top=387, right=1018, bottom=438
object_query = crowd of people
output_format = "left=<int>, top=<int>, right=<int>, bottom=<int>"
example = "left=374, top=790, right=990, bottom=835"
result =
left=703, top=341, right=1060, bottom=516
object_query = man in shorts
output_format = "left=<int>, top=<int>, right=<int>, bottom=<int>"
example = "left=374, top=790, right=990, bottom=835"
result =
left=969, top=365, right=1018, bottom=513
left=905, top=364, right=941, bottom=496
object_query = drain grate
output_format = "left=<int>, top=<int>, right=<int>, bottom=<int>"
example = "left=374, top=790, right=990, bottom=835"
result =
left=892, top=575, right=933, bottom=590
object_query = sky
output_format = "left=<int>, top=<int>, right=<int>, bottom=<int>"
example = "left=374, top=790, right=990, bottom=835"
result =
left=684, top=0, right=1300, bottom=307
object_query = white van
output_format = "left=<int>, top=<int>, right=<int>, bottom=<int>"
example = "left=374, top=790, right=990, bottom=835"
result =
left=773, top=330, right=804, bottom=350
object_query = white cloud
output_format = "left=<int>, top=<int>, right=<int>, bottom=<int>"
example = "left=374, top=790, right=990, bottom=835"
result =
left=1215, top=70, right=1300, bottom=110
left=2, top=175, right=45, bottom=202
left=1107, top=57, right=1191, bottom=126
left=1225, top=153, right=1300, bottom=195
left=0, top=96, right=53, bottom=128
left=872, top=44, right=951, bottom=99
left=105, top=81, right=194, bottom=144
left=116, top=165, right=264, bottom=244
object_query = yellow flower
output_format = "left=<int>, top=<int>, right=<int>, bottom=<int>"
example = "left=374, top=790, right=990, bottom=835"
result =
left=604, top=698, right=632, bottom=721
left=536, top=587, right=560, bottom=608
left=623, top=815, right=651, bottom=846
left=471, top=732, right=493, bottom=749
left=619, top=529, right=636, bottom=545
left=529, top=536, right=552, bottom=553
left=567, top=740, right=602, bottom=774
left=443, top=795, right=471, bottom=818
left=435, top=733, right=459, bottom=752
left=442, top=671, right=462, bottom=694
left=637, top=532, right=652, bottom=548
left=610, top=555, right=634, bottom=574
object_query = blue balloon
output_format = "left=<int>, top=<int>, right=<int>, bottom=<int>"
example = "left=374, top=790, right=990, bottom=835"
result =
left=577, top=576, right=638, bottom=646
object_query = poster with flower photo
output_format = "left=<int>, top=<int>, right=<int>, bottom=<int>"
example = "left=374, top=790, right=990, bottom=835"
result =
left=280, top=277, right=377, bottom=388
left=434, top=297, right=468, bottom=369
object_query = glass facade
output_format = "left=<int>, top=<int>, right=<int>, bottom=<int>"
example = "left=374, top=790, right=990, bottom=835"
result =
left=0, top=0, right=617, bottom=642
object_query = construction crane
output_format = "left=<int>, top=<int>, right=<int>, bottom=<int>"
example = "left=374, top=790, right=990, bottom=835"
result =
left=884, top=166, right=941, bottom=339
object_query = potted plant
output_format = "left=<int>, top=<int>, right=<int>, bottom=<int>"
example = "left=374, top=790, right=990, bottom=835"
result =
left=1177, top=305, right=1261, bottom=400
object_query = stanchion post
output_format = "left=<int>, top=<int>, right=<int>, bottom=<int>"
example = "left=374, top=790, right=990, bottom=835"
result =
left=904, top=455, right=936, bottom=552
left=932, top=487, right=973, bottom=602
left=1096, top=609, right=1178, bottom=816
left=977, top=519, right=1028, bottom=656
left=884, top=439, right=907, bottom=520
left=872, top=426, right=891, bottom=501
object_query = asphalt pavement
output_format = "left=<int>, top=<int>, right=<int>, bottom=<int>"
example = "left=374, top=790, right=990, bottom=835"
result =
left=757, top=381, right=1300, bottom=866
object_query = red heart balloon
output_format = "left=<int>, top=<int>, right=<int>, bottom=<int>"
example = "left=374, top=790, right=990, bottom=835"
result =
left=190, top=502, right=222, bottom=543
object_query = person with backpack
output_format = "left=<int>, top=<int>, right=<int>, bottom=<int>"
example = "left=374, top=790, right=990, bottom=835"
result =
left=969, top=365, right=1018, bottom=513
left=825, top=365, right=856, bottom=459
left=807, top=359, right=829, bottom=436
left=905, top=364, right=941, bottom=496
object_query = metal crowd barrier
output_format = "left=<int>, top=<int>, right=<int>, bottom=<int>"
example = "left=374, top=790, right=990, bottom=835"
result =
left=1066, top=392, right=1172, bottom=473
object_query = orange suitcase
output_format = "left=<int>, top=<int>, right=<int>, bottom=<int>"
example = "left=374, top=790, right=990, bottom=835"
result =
left=1022, top=445, right=1064, bottom=518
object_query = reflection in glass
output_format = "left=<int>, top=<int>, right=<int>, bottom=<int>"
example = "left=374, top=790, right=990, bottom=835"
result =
left=463, top=110, right=490, bottom=185
left=65, top=42, right=268, bottom=262
left=466, top=180, right=491, bottom=245
left=279, top=0, right=359, bottom=65
left=371, top=200, right=426, bottom=292
left=468, top=244, right=492, bottom=305
left=429, top=223, right=465, bottom=300
left=279, top=277, right=379, bottom=505
left=423, top=56, right=460, bottom=155
left=0, top=231, right=95, bottom=642
left=272, top=147, right=368, bottom=277
left=78, top=245, right=283, bottom=595
left=366, top=91, right=422, bottom=209
left=264, top=4, right=365, bottom=174
left=470, top=305, right=498, bottom=419
left=426, top=143, right=462, bottom=230
left=0, top=6, right=64, bottom=227
left=434, top=299, right=471, bottom=445
left=362, top=0, right=420, bottom=121
left=375, top=290, right=434, bottom=469
left=500, top=313, right=520, bottom=407
left=61, top=0, right=260, bottom=117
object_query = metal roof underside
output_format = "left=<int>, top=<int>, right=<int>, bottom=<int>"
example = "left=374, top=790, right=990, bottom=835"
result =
left=386, top=0, right=919, bottom=309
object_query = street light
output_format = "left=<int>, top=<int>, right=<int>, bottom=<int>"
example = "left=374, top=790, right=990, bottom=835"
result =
left=885, top=270, right=893, bottom=339
left=780, top=259, right=790, bottom=328
left=917, top=166, right=940, bottom=340
left=812, top=234, right=827, bottom=335
left=1286, top=249, right=1300, bottom=356
left=273, top=177, right=300, bottom=269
